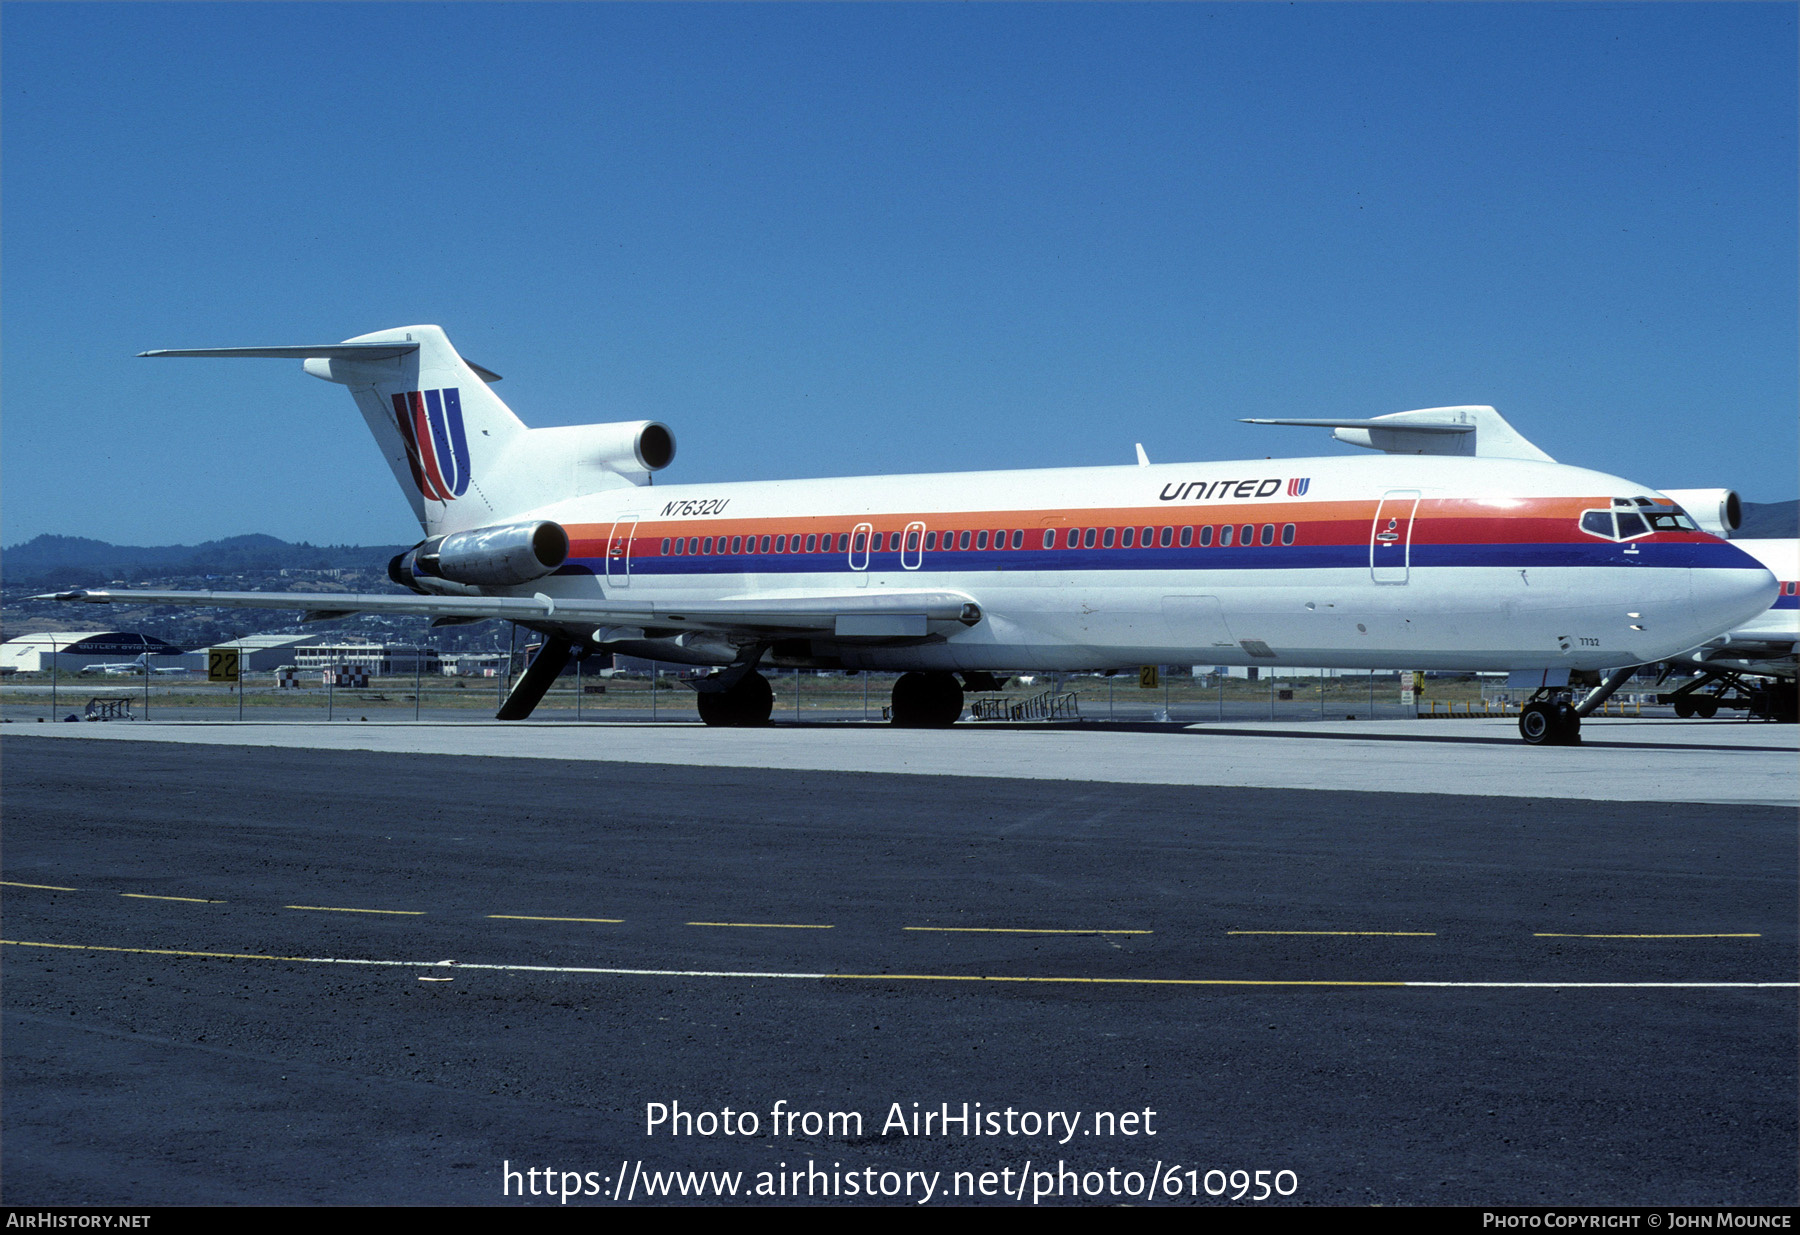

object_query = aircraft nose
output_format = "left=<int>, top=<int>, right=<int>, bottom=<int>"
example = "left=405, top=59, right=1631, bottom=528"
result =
left=1687, top=541, right=1779, bottom=640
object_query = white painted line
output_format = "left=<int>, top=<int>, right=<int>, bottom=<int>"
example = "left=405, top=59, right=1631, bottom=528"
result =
left=5, top=940, right=1794, bottom=988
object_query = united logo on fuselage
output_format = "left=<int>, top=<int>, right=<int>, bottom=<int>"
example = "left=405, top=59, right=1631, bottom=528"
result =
left=391, top=388, right=471, bottom=501
left=1287, top=477, right=1311, bottom=497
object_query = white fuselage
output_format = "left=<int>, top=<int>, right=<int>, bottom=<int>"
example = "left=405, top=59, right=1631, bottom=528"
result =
left=460, top=452, right=1775, bottom=673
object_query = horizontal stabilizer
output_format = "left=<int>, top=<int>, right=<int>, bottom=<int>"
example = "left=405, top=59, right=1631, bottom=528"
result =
left=140, top=343, right=421, bottom=361
left=1242, top=418, right=1473, bottom=434
left=140, top=342, right=500, bottom=381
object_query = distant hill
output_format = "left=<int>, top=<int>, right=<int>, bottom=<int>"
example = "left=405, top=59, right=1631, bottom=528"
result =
left=1737, top=500, right=1798, bottom=539
left=2, top=534, right=409, bottom=587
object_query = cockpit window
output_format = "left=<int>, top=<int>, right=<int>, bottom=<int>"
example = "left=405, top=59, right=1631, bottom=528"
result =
left=1583, top=499, right=1690, bottom=541
left=1646, top=508, right=1698, bottom=531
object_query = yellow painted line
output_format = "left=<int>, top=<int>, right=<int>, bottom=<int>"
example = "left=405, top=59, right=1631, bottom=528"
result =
left=285, top=905, right=424, bottom=916
left=121, top=893, right=221, bottom=903
left=3, top=941, right=1795, bottom=989
left=1533, top=933, right=1762, bottom=939
left=488, top=915, right=624, bottom=924
left=2, top=881, right=80, bottom=891
left=687, top=921, right=834, bottom=930
left=1228, top=931, right=1437, bottom=937
left=904, top=927, right=1153, bottom=935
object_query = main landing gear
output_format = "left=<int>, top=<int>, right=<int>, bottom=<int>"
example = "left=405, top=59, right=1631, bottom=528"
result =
left=695, top=671, right=774, bottom=727
left=889, top=671, right=964, bottom=728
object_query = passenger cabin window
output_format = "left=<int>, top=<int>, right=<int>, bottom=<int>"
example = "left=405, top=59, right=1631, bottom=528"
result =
left=1260, top=524, right=1275, bottom=546
left=959, top=530, right=971, bottom=551
left=1083, top=527, right=1097, bottom=549
left=1281, top=523, right=1296, bottom=546
left=907, top=530, right=919, bottom=551
left=978, top=530, right=990, bottom=550
left=1219, top=525, right=1233, bottom=547
left=1102, top=528, right=1115, bottom=549
left=805, top=534, right=817, bottom=552
left=1011, top=530, right=1023, bottom=549
left=1160, top=526, right=1174, bottom=548
left=774, top=535, right=786, bottom=553
left=854, top=532, right=867, bottom=553
left=703, top=537, right=714, bottom=554
left=1121, top=527, right=1134, bottom=548
left=731, top=536, right=743, bottom=554
left=1198, top=525, right=1212, bottom=547
left=1179, top=526, right=1193, bottom=547
left=1043, top=530, right=1055, bottom=549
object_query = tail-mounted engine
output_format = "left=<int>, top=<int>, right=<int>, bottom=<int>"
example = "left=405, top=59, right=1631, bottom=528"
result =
left=391, top=520, right=569, bottom=590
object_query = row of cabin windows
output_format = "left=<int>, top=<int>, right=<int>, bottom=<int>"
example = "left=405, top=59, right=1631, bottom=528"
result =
left=1050, top=523, right=1298, bottom=549
left=654, top=522, right=1300, bottom=557
left=661, top=532, right=851, bottom=557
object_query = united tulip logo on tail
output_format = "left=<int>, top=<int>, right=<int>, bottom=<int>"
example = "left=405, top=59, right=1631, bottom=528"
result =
left=392, top=389, right=471, bottom=500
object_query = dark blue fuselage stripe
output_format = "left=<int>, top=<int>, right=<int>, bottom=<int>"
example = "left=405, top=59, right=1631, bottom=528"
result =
left=560, top=539, right=1759, bottom=577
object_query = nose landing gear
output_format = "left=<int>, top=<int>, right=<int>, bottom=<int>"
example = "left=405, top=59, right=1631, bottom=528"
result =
left=1518, top=699, right=1580, bottom=745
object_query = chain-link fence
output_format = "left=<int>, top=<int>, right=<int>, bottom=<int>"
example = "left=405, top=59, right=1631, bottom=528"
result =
left=3, top=663, right=1608, bottom=726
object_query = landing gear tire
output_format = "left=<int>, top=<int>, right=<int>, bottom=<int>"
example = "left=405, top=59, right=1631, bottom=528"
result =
left=1672, top=696, right=1696, bottom=719
left=1695, top=697, right=1719, bottom=719
left=890, top=671, right=964, bottom=728
left=1519, top=700, right=1580, bottom=746
left=696, top=671, right=773, bottom=727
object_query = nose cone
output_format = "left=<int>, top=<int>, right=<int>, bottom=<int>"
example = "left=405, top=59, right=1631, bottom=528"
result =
left=1688, top=540, right=1779, bottom=642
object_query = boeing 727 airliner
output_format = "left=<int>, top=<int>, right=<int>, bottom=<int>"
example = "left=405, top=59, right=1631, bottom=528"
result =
left=45, top=325, right=1776, bottom=744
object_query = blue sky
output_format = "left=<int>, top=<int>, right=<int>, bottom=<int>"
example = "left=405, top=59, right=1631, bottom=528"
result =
left=4, top=2, right=1794, bottom=548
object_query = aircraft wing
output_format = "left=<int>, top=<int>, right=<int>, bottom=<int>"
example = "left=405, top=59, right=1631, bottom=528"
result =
left=38, top=587, right=982, bottom=639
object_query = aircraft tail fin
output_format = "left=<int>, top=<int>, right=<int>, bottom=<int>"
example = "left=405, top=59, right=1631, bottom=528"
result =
left=142, top=326, right=676, bottom=536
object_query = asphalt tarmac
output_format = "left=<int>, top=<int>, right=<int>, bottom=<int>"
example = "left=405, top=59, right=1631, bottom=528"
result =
left=3, top=735, right=1794, bottom=1206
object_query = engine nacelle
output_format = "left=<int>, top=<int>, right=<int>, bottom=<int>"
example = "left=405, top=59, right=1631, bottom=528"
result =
left=390, top=520, right=569, bottom=589
left=1659, top=488, right=1742, bottom=538
left=502, top=419, right=676, bottom=494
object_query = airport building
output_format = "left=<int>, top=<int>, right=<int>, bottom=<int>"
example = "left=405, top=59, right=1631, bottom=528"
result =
left=165, top=634, right=336, bottom=674
left=290, top=642, right=440, bottom=676
left=0, top=631, right=184, bottom=673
